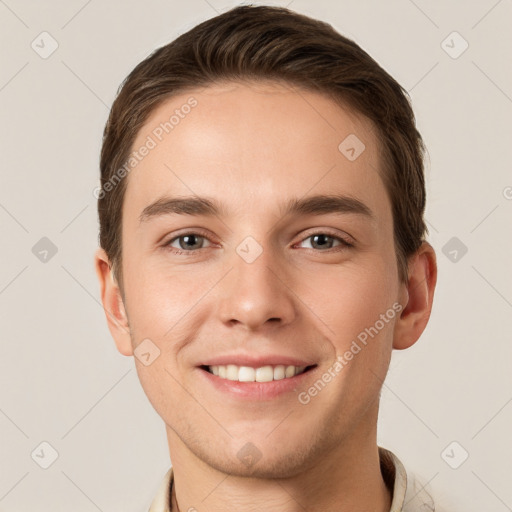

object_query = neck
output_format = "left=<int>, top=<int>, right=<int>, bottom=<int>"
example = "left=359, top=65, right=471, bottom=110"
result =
left=166, top=420, right=391, bottom=512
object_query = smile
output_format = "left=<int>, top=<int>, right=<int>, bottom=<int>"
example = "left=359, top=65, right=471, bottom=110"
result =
left=204, top=364, right=311, bottom=382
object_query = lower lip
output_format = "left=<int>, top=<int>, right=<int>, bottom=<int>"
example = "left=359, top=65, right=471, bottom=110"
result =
left=198, top=367, right=316, bottom=400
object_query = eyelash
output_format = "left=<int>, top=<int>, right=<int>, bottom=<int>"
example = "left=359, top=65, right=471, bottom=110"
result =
left=162, top=230, right=354, bottom=255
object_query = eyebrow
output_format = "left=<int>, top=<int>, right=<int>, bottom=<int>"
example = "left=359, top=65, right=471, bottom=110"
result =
left=138, top=194, right=373, bottom=224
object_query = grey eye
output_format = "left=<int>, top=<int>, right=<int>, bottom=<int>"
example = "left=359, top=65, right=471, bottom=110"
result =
left=300, top=234, right=341, bottom=250
left=168, top=234, right=210, bottom=251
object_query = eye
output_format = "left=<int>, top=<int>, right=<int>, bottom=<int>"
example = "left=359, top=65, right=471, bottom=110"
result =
left=297, top=232, right=353, bottom=251
left=165, top=233, right=213, bottom=253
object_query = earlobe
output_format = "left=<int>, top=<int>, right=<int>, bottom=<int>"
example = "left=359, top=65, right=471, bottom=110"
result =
left=393, top=242, right=437, bottom=350
left=94, top=248, right=134, bottom=356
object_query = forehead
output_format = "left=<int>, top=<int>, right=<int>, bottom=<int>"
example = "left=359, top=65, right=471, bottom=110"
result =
left=123, top=80, right=390, bottom=224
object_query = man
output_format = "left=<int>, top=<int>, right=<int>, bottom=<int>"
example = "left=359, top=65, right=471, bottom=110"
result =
left=95, top=5, right=438, bottom=511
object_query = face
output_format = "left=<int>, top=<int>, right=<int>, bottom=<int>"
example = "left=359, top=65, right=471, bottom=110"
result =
left=110, top=81, right=409, bottom=477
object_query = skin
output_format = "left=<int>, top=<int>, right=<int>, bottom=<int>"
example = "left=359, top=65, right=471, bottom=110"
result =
left=95, top=80, right=437, bottom=512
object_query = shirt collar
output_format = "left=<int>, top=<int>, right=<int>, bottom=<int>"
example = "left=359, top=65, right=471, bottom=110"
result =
left=148, top=447, right=434, bottom=512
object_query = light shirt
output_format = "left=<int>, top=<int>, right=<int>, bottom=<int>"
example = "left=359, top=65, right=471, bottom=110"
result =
left=148, top=447, right=438, bottom=511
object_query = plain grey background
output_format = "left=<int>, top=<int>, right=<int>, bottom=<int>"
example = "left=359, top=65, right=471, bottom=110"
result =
left=1, top=0, right=511, bottom=510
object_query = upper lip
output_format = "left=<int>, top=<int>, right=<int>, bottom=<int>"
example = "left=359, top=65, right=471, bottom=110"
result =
left=198, top=354, right=316, bottom=368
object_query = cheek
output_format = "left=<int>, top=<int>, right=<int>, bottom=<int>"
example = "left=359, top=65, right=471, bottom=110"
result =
left=122, top=253, right=212, bottom=335
left=303, top=257, right=398, bottom=399
left=299, top=258, right=398, bottom=342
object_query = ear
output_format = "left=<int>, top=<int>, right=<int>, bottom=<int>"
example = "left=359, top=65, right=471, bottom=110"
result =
left=393, top=242, right=437, bottom=350
left=94, top=247, right=133, bottom=356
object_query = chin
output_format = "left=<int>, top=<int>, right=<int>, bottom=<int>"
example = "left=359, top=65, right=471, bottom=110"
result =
left=191, top=438, right=315, bottom=479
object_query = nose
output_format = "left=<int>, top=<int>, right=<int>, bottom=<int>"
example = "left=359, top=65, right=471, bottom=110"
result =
left=216, top=246, right=296, bottom=331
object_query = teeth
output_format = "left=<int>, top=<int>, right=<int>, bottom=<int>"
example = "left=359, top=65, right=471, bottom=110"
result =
left=255, top=366, right=273, bottom=382
left=285, top=365, right=296, bottom=378
left=207, top=364, right=307, bottom=382
left=273, top=365, right=285, bottom=380
left=226, top=364, right=239, bottom=380
left=238, top=366, right=255, bottom=382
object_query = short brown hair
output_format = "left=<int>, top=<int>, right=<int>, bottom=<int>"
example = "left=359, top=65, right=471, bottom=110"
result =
left=98, top=4, right=427, bottom=289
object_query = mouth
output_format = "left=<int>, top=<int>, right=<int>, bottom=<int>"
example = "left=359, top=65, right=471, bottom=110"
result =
left=196, top=355, right=318, bottom=399
left=199, top=364, right=317, bottom=383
